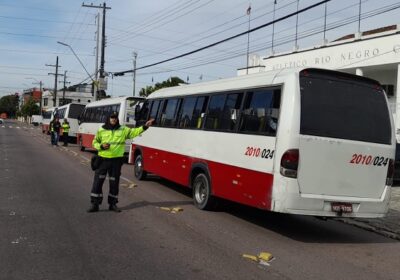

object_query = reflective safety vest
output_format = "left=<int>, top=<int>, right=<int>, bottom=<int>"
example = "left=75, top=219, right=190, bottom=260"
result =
left=62, top=123, right=70, bottom=133
left=92, top=125, right=145, bottom=158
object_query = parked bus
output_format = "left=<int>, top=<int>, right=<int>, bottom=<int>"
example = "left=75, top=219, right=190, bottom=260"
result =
left=41, top=107, right=56, bottom=134
left=54, top=103, right=85, bottom=140
left=77, top=96, right=144, bottom=151
left=130, top=68, right=395, bottom=218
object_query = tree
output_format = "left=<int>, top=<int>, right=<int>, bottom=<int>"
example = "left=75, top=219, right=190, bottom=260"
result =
left=20, top=97, right=40, bottom=117
left=0, top=94, right=19, bottom=118
left=139, top=76, right=185, bottom=97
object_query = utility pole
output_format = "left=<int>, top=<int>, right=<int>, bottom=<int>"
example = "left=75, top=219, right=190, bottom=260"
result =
left=83, top=2, right=111, bottom=99
left=132, top=51, right=137, bottom=97
left=38, top=81, right=43, bottom=112
left=59, top=71, right=71, bottom=106
left=46, top=56, right=62, bottom=107
left=94, top=12, right=100, bottom=101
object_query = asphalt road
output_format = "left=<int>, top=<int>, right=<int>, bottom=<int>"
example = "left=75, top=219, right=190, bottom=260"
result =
left=1, top=119, right=399, bottom=280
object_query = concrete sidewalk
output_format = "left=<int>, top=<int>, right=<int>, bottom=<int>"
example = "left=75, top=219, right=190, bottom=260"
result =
left=337, top=187, right=400, bottom=240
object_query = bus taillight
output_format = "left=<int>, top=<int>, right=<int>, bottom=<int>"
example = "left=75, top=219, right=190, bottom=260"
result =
left=280, top=149, right=299, bottom=178
left=386, top=159, right=394, bottom=186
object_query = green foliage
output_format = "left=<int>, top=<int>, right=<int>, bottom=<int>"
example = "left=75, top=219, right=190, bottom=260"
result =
left=139, top=76, right=186, bottom=97
left=0, top=94, right=19, bottom=118
left=20, top=97, right=40, bottom=117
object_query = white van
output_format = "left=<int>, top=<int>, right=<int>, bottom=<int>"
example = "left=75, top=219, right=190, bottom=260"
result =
left=31, top=115, right=43, bottom=126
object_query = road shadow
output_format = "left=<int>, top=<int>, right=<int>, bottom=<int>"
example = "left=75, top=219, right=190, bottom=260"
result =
left=142, top=176, right=397, bottom=244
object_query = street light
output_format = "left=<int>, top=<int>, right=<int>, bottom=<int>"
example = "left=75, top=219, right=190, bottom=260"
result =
left=57, top=41, right=97, bottom=100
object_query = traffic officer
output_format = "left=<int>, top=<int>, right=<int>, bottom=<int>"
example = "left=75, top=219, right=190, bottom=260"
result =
left=88, top=112, right=154, bottom=213
left=61, top=119, right=70, bottom=146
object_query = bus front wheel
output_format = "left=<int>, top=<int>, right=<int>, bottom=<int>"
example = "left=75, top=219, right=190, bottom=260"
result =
left=134, top=154, right=147, bottom=180
left=192, top=173, right=216, bottom=210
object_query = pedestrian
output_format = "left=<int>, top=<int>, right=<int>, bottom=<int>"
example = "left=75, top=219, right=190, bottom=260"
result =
left=49, top=119, right=55, bottom=145
left=87, top=112, right=154, bottom=213
left=61, top=118, right=70, bottom=146
left=52, top=117, right=61, bottom=146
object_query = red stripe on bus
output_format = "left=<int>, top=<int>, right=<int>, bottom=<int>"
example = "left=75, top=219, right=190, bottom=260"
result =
left=78, top=133, right=95, bottom=149
left=134, top=145, right=273, bottom=210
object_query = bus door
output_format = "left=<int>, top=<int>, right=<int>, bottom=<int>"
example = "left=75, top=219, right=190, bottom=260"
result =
left=297, top=69, right=394, bottom=200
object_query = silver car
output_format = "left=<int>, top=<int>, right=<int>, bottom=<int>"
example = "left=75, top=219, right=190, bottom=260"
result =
left=0, top=118, right=4, bottom=124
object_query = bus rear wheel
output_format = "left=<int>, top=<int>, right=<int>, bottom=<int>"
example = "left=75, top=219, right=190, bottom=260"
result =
left=192, top=173, right=216, bottom=210
left=134, top=154, right=147, bottom=180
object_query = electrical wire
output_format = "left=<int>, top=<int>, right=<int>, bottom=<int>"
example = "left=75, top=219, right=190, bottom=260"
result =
left=136, top=1, right=400, bottom=76
left=113, top=0, right=332, bottom=75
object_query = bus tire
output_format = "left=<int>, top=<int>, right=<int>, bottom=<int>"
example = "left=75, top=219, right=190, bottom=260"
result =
left=192, top=173, right=216, bottom=210
left=134, top=154, right=147, bottom=180
left=79, top=137, right=85, bottom=152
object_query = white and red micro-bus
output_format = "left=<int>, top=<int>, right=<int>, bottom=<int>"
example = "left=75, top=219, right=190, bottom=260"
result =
left=129, top=68, right=395, bottom=218
left=41, top=107, right=56, bottom=134
left=54, top=103, right=86, bottom=141
left=77, top=96, right=144, bottom=151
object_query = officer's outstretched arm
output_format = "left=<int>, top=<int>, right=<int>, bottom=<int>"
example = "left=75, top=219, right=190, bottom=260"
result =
left=127, top=126, right=145, bottom=139
left=126, top=119, right=154, bottom=139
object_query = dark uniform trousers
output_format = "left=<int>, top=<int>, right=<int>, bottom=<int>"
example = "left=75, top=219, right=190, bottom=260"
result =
left=90, top=157, right=123, bottom=205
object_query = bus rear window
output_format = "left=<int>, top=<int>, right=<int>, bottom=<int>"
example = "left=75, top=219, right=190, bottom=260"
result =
left=300, top=70, right=391, bottom=145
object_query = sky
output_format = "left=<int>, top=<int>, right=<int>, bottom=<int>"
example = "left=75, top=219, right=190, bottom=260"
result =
left=0, top=0, right=399, bottom=97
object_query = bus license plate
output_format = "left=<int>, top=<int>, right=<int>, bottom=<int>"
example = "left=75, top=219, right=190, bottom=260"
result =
left=331, top=202, right=353, bottom=213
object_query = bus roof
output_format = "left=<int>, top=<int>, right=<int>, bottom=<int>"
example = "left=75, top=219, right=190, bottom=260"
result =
left=84, top=96, right=144, bottom=108
left=56, top=103, right=86, bottom=110
left=148, top=68, right=381, bottom=99
left=148, top=68, right=302, bottom=99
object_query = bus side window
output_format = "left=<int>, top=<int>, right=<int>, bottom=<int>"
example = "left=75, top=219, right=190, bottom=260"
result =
left=178, top=97, right=196, bottom=129
left=149, top=100, right=162, bottom=125
left=204, top=94, right=225, bottom=130
left=239, top=88, right=281, bottom=135
left=220, top=93, right=243, bottom=131
left=160, top=98, right=180, bottom=127
left=137, top=101, right=150, bottom=125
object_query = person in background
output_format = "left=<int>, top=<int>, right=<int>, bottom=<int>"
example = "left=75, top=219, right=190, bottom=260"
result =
left=61, top=119, right=70, bottom=146
left=87, top=112, right=154, bottom=213
left=52, top=117, right=61, bottom=146
left=49, top=119, right=55, bottom=145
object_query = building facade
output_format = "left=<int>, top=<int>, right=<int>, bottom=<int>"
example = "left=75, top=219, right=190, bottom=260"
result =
left=41, top=90, right=94, bottom=110
left=238, top=25, right=400, bottom=142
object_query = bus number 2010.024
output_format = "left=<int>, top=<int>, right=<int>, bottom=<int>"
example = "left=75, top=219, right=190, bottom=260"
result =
left=244, top=147, right=274, bottom=159
left=349, top=154, right=389, bottom=166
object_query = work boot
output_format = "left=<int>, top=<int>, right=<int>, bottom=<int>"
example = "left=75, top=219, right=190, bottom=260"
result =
left=87, top=204, right=99, bottom=213
left=109, top=204, right=121, bottom=212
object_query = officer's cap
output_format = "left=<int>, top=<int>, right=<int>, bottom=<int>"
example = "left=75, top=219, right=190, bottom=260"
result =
left=109, top=112, right=118, bottom=119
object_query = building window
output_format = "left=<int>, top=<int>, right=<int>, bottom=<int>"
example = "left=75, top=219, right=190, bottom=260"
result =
left=44, top=98, right=48, bottom=106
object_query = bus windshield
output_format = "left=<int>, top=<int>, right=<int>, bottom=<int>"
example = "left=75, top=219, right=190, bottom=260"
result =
left=300, top=69, right=392, bottom=145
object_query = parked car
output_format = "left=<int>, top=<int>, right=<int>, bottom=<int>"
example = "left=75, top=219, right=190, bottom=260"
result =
left=31, top=115, right=43, bottom=126
left=0, top=118, right=4, bottom=124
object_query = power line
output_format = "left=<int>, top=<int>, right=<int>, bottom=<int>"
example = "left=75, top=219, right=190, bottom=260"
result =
left=135, top=0, right=400, bottom=76
left=138, top=0, right=297, bottom=60
left=0, top=14, right=95, bottom=25
left=0, top=31, right=95, bottom=41
left=109, top=0, right=201, bottom=41
left=0, top=48, right=94, bottom=57
left=114, top=0, right=216, bottom=44
left=113, top=0, right=331, bottom=76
